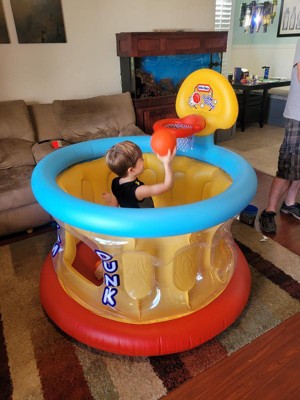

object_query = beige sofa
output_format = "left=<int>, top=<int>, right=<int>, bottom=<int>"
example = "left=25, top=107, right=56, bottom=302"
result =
left=0, top=93, right=145, bottom=237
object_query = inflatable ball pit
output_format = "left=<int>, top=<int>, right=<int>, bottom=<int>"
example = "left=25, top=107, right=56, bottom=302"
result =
left=32, top=69, right=256, bottom=356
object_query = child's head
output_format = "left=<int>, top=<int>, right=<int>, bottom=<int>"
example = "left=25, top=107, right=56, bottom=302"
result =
left=105, top=141, right=143, bottom=177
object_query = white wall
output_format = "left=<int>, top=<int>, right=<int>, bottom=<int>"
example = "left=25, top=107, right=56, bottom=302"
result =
left=0, top=0, right=215, bottom=103
left=229, top=0, right=298, bottom=92
left=230, top=44, right=295, bottom=82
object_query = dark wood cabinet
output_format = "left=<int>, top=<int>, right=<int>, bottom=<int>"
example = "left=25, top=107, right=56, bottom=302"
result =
left=133, top=95, right=177, bottom=135
left=116, top=31, right=228, bottom=57
left=116, top=31, right=228, bottom=134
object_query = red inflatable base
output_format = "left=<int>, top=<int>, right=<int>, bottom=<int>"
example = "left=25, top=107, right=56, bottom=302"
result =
left=40, top=243, right=251, bottom=356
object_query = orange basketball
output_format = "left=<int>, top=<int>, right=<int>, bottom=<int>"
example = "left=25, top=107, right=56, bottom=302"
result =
left=150, top=129, right=176, bottom=156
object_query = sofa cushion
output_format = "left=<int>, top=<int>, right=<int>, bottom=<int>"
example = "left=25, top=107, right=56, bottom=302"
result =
left=0, top=165, right=36, bottom=212
left=0, top=139, right=35, bottom=169
left=52, top=92, right=144, bottom=143
left=0, top=203, right=52, bottom=237
left=0, top=100, right=35, bottom=141
left=29, top=103, right=62, bottom=142
left=32, top=140, right=71, bottom=163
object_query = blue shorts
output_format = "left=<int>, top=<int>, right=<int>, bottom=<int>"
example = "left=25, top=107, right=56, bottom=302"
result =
left=276, top=118, right=300, bottom=181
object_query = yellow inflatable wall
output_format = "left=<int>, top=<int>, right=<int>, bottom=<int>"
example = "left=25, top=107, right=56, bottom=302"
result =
left=54, top=155, right=234, bottom=324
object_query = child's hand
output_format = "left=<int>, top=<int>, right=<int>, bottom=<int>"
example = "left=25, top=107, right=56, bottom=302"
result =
left=156, top=146, right=176, bottom=164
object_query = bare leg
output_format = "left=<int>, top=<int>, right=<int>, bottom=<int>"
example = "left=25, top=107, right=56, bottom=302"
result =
left=266, top=177, right=290, bottom=212
left=285, top=180, right=300, bottom=205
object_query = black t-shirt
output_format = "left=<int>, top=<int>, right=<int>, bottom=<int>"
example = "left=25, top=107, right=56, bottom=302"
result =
left=111, top=177, right=154, bottom=208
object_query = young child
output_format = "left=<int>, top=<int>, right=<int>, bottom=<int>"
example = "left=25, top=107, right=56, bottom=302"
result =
left=104, top=140, right=176, bottom=208
left=95, top=140, right=176, bottom=280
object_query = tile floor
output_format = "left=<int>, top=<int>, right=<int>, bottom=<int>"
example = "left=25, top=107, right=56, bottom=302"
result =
left=219, top=124, right=284, bottom=176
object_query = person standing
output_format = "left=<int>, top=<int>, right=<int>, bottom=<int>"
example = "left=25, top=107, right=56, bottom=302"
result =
left=259, top=39, right=300, bottom=233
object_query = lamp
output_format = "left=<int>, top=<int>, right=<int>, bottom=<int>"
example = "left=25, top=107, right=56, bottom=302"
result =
left=240, top=1, right=277, bottom=33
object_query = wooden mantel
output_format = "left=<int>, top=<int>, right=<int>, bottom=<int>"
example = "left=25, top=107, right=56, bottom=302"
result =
left=116, top=31, right=228, bottom=57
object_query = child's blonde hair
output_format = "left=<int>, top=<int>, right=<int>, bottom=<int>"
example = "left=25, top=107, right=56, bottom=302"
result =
left=105, top=141, right=143, bottom=177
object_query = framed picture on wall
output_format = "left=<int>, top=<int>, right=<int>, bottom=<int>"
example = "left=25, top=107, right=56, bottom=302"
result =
left=277, top=0, right=300, bottom=37
left=0, top=0, right=10, bottom=43
left=10, top=0, right=66, bottom=43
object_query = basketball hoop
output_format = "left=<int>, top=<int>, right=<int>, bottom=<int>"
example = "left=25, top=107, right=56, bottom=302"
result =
left=153, top=114, right=206, bottom=152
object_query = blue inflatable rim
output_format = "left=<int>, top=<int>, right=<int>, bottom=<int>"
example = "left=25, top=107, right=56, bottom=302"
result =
left=31, top=135, right=257, bottom=238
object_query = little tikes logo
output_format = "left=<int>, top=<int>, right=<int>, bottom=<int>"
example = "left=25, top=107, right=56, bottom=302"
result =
left=95, top=249, right=120, bottom=307
left=188, top=83, right=217, bottom=111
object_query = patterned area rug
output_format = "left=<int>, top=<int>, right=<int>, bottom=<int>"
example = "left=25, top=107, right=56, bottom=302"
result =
left=1, top=221, right=300, bottom=400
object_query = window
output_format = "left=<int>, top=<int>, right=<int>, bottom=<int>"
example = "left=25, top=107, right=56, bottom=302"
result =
left=215, top=0, right=234, bottom=77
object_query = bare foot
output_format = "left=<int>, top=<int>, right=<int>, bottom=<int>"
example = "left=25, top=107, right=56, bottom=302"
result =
left=95, top=260, right=103, bottom=281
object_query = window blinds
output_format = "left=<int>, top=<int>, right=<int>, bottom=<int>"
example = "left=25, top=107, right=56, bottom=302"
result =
left=214, top=0, right=234, bottom=77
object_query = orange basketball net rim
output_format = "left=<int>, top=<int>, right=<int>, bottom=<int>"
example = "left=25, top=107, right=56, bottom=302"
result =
left=153, top=114, right=206, bottom=138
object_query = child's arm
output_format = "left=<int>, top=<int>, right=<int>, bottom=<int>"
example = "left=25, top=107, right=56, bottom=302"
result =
left=102, top=192, right=119, bottom=207
left=135, top=147, right=176, bottom=200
